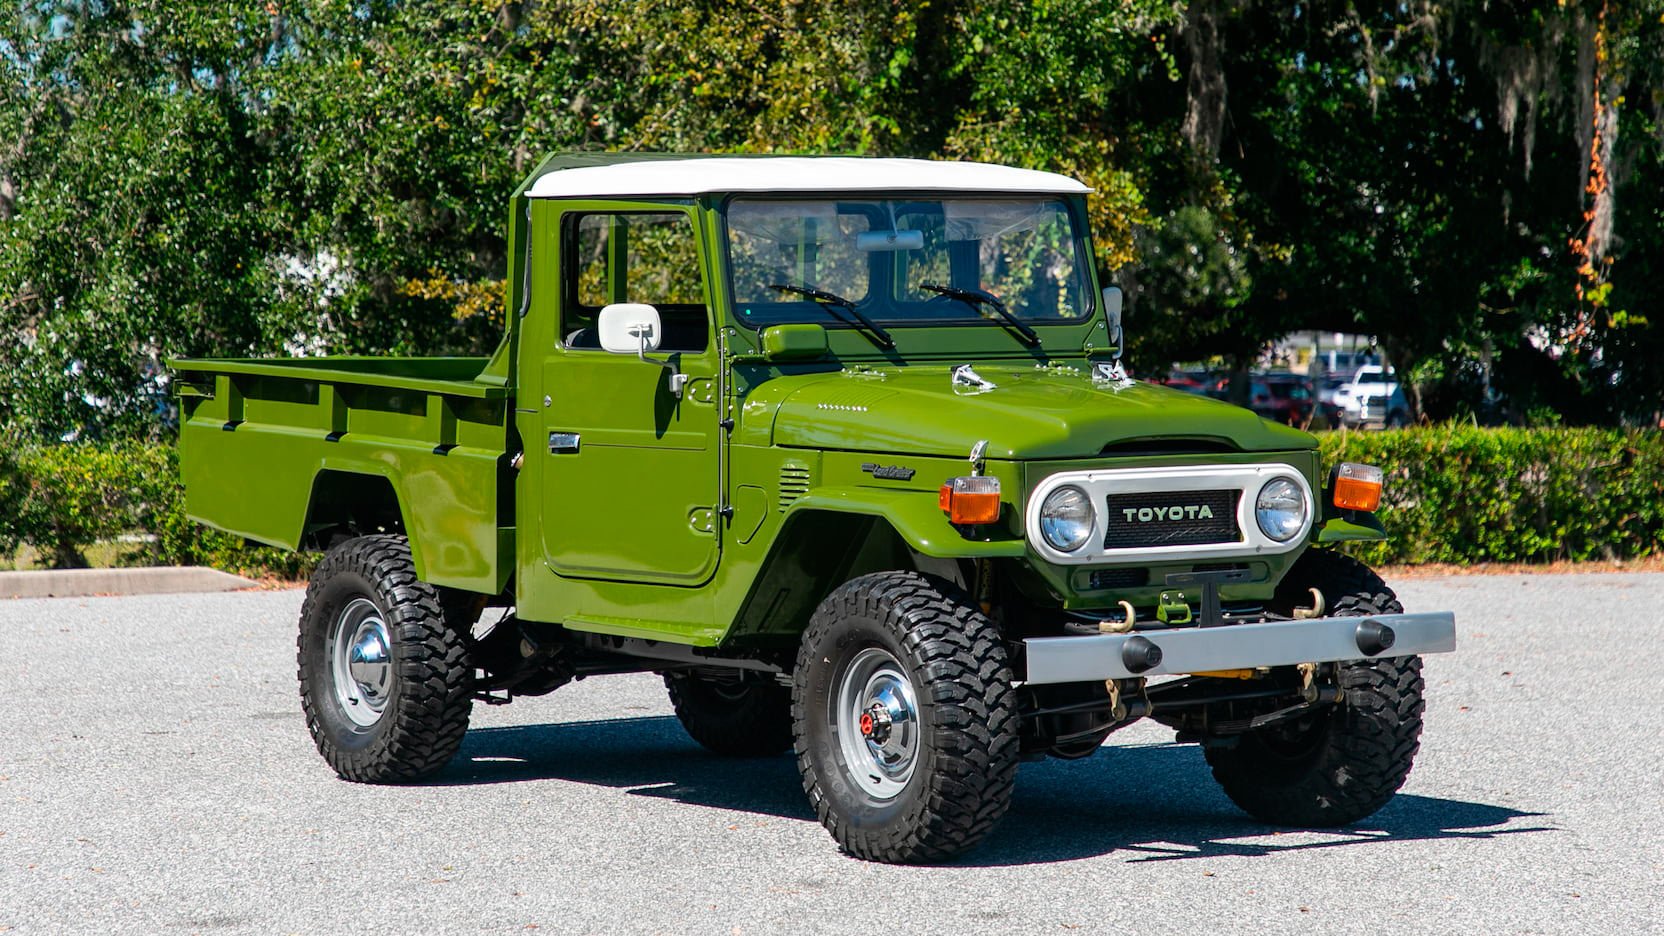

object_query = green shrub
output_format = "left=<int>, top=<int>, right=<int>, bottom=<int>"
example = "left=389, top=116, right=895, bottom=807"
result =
left=4, top=428, right=1662, bottom=577
left=1321, top=425, right=1664, bottom=566
left=0, top=440, right=314, bottom=580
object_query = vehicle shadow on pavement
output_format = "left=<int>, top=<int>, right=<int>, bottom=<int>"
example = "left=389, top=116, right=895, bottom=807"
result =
left=443, top=717, right=1552, bottom=866
left=967, top=743, right=1554, bottom=867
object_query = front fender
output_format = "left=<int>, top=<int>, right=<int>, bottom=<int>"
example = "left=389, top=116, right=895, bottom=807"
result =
left=785, top=486, right=1027, bottom=558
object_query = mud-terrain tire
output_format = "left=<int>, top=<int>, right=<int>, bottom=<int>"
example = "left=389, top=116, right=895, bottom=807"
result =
left=664, top=671, right=793, bottom=756
left=297, top=534, right=473, bottom=782
left=793, top=571, right=1019, bottom=864
left=1204, top=549, right=1424, bottom=826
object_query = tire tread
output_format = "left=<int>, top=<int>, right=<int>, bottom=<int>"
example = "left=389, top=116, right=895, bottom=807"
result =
left=1205, top=549, right=1425, bottom=826
left=793, top=571, right=1019, bottom=863
left=297, top=534, right=473, bottom=783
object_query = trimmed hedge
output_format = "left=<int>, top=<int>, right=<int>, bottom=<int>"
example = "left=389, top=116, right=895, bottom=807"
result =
left=1322, top=426, right=1664, bottom=566
left=3, top=427, right=1661, bottom=578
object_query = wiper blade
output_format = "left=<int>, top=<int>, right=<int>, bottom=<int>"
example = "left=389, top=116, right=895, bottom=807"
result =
left=769, top=282, right=895, bottom=350
left=919, top=282, right=1041, bottom=347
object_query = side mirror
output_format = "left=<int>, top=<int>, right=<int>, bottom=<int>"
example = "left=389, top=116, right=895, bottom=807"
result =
left=598, top=303, right=662, bottom=354
left=1102, top=286, right=1124, bottom=355
left=597, top=302, right=688, bottom=398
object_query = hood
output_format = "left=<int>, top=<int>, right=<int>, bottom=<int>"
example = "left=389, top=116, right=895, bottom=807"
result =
left=755, top=363, right=1315, bottom=459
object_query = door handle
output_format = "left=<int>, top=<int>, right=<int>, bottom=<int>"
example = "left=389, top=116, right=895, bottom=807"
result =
left=548, top=432, right=580, bottom=454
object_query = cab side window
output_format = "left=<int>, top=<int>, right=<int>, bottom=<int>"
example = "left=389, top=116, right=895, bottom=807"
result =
left=562, top=212, right=709, bottom=352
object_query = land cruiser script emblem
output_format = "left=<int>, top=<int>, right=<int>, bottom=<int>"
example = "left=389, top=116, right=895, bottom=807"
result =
left=1123, top=504, right=1215, bottom=522
left=861, top=463, right=916, bottom=481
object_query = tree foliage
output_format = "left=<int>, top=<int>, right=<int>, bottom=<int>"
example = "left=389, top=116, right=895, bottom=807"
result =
left=3, top=0, right=1663, bottom=439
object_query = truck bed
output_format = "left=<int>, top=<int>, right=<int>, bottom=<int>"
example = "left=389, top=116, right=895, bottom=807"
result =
left=172, top=357, right=515, bottom=594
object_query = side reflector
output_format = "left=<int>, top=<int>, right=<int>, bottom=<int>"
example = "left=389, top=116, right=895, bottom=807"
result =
left=1332, top=462, right=1384, bottom=512
left=938, top=476, right=1001, bottom=524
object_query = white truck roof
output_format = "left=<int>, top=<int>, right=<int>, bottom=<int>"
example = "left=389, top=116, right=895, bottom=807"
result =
left=524, top=156, right=1091, bottom=199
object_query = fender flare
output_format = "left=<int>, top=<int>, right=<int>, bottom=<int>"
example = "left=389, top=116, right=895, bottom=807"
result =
left=783, top=486, right=1026, bottom=559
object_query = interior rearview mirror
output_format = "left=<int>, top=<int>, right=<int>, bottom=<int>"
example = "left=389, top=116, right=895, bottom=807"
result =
left=855, top=230, right=925, bottom=252
left=598, top=303, right=663, bottom=355
left=1102, top=286, right=1124, bottom=355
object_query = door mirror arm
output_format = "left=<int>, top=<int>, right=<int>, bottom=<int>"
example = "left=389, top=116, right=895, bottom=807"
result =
left=599, top=302, right=688, bottom=398
left=634, top=329, right=689, bottom=398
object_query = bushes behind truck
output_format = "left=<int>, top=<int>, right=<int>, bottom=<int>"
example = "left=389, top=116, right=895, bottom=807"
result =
left=0, top=438, right=314, bottom=579
left=2, top=425, right=1661, bottom=577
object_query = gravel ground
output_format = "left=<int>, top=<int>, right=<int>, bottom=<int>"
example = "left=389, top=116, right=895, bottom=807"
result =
left=2, top=573, right=1660, bottom=935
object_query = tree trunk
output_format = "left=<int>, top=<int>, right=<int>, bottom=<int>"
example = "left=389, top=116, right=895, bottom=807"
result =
left=45, top=529, right=90, bottom=570
left=1379, top=341, right=1421, bottom=424
left=0, top=169, right=15, bottom=222
left=1181, top=0, right=1228, bottom=160
left=1226, top=355, right=1252, bottom=407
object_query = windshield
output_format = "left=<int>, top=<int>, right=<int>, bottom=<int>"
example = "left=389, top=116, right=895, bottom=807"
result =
left=723, top=197, right=1093, bottom=330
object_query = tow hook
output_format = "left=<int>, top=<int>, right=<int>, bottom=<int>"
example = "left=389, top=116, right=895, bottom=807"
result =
left=1106, top=677, right=1151, bottom=722
left=1098, top=600, right=1137, bottom=634
left=1293, top=588, right=1326, bottom=620
left=1298, top=662, right=1343, bottom=705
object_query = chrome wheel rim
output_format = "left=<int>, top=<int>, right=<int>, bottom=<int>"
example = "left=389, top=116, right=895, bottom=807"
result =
left=330, top=598, right=392, bottom=728
left=833, top=647, right=920, bottom=801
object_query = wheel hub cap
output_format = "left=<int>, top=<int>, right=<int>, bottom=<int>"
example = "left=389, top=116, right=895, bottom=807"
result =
left=348, top=628, right=391, bottom=701
left=834, top=648, right=920, bottom=801
left=330, top=598, right=392, bottom=728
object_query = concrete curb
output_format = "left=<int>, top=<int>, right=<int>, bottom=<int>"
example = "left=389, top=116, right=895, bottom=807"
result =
left=0, top=567, right=260, bottom=599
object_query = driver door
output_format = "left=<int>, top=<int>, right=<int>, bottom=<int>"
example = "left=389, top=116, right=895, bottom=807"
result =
left=537, top=208, right=721, bottom=585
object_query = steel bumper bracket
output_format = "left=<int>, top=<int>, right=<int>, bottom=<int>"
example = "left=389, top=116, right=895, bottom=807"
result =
left=1022, top=611, right=1456, bottom=685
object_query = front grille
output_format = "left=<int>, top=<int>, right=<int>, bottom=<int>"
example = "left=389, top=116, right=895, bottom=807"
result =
left=1087, top=568, right=1148, bottom=590
left=1103, top=490, right=1241, bottom=549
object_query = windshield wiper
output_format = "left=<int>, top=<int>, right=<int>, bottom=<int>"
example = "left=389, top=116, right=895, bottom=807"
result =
left=919, top=282, right=1041, bottom=347
left=768, top=282, right=895, bottom=350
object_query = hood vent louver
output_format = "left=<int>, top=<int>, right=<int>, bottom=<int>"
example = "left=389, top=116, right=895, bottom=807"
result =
left=1100, top=438, right=1239, bottom=457
left=779, top=463, right=812, bottom=511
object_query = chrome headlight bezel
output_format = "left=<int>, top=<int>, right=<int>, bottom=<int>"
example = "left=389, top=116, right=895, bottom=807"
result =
left=1039, top=484, right=1095, bottom=552
left=1254, top=476, right=1308, bottom=542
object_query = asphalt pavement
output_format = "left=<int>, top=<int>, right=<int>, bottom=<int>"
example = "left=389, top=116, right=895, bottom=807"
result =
left=3, top=573, right=1661, bottom=935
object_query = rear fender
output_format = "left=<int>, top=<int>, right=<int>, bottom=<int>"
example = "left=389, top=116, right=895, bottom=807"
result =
left=302, top=465, right=425, bottom=579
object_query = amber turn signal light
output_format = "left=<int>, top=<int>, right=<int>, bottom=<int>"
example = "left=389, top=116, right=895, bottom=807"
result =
left=939, top=476, right=1002, bottom=524
left=1331, top=462, right=1384, bottom=512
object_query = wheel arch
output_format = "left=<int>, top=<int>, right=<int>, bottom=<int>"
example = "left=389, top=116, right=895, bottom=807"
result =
left=302, top=468, right=425, bottom=579
left=726, top=504, right=994, bottom=644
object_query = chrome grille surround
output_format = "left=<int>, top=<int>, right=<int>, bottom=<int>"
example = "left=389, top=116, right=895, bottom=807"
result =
left=1026, top=464, right=1314, bottom=565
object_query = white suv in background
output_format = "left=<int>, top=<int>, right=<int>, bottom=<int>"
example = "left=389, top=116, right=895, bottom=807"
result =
left=1337, top=365, right=1408, bottom=427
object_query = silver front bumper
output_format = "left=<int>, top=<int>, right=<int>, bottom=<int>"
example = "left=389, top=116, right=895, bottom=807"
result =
left=1022, top=611, right=1456, bottom=684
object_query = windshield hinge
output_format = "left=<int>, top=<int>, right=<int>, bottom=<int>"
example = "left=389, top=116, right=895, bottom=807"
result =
left=952, top=364, right=997, bottom=393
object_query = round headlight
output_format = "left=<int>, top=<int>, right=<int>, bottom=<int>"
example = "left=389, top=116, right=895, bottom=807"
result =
left=1040, top=485, right=1095, bottom=552
left=1255, top=477, right=1307, bottom=542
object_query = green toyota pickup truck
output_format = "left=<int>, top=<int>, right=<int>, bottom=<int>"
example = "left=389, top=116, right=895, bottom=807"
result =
left=175, top=153, right=1456, bottom=864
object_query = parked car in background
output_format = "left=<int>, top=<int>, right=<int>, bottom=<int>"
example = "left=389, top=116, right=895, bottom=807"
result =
left=1252, top=373, right=1315, bottom=426
left=1158, top=369, right=1212, bottom=394
left=1338, top=365, right=1408, bottom=427
left=1198, top=373, right=1313, bottom=426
